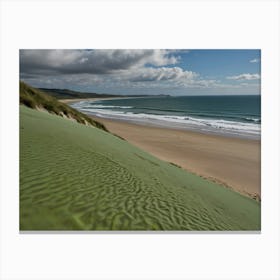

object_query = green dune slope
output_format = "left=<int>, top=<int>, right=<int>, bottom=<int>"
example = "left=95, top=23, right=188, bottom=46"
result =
left=20, top=106, right=261, bottom=230
left=20, top=81, right=108, bottom=131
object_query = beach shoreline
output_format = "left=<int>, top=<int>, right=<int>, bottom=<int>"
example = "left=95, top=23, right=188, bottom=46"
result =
left=67, top=96, right=261, bottom=141
left=89, top=114, right=261, bottom=201
left=62, top=97, right=260, bottom=200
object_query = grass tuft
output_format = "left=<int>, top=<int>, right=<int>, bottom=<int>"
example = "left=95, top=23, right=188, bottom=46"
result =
left=20, top=81, right=108, bottom=131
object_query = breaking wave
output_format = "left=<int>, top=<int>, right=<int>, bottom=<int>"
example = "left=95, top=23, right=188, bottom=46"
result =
left=72, top=101, right=261, bottom=137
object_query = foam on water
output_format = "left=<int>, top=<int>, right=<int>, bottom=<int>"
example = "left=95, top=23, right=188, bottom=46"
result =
left=72, top=100, right=261, bottom=138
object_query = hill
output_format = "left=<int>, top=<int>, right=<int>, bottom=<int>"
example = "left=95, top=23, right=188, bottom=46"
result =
left=38, top=87, right=122, bottom=99
left=38, top=87, right=166, bottom=100
left=20, top=106, right=260, bottom=230
left=20, top=81, right=107, bottom=131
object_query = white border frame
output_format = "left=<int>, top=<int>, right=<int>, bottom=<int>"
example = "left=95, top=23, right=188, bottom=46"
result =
left=1, top=1, right=279, bottom=279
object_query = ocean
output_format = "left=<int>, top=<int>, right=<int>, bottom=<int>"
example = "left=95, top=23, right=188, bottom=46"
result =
left=71, top=95, right=261, bottom=139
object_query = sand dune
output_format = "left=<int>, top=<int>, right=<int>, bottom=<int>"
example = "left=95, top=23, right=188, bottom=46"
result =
left=20, top=106, right=260, bottom=230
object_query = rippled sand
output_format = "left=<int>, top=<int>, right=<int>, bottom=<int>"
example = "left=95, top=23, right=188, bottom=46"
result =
left=93, top=116, right=260, bottom=200
left=20, top=106, right=260, bottom=230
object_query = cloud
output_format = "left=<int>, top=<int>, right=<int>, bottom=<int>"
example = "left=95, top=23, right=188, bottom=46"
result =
left=21, top=65, right=216, bottom=90
left=20, top=49, right=260, bottom=94
left=249, top=58, right=259, bottom=63
left=20, top=49, right=214, bottom=90
left=20, top=49, right=179, bottom=75
left=125, top=67, right=198, bottom=82
left=226, top=73, right=260, bottom=80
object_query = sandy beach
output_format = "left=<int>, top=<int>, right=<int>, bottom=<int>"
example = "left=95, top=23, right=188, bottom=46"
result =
left=61, top=97, right=261, bottom=200
left=91, top=116, right=261, bottom=200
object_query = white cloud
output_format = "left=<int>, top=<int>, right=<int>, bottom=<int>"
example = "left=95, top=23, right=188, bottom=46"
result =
left=226, top=73, right=260, bottom=80
left=124, top=67, right=198, bottom=82
left=20, top=49, right=260, bottom=94
left=249, top=58, right=259, bottom=63
left=20, top=49, right=180, bottom=75
left=22, top=65, right=219, bottom=90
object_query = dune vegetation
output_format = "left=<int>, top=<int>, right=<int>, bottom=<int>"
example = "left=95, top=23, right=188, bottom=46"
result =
left=20, top=105, right=260, bottom=230
left=20, top=81, right=108, bottom=131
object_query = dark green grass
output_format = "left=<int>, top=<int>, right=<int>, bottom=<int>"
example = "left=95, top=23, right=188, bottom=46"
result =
left=20, top=81, right=107, bottom=131
left=20, top=106, right=261, bottom=230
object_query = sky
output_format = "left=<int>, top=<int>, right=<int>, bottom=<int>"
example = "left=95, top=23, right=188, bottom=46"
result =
left=20, top=49, right=261, bottom=96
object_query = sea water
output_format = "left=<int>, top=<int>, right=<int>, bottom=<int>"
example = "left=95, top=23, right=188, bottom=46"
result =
left=72, top=95, right=261, bottom=139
